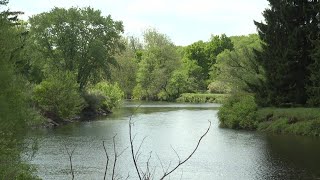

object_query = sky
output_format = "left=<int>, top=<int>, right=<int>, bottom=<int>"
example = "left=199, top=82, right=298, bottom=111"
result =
left=7, top=0, right=269, bottom=46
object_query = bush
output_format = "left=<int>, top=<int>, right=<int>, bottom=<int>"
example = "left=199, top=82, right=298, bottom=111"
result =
left=207, top=81, right=231, bottom=94
left=85, top=82, right=124, bottom=113
left=218, top=93, right=258, bottom=130
left=33, top=71, right=84, bottom=121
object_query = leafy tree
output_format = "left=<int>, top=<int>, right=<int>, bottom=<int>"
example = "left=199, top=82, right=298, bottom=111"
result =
left=0, top=1, right=40, bottom=178
left=183, top=34, right=233, bottom=90
left=168, top=70, right=190, bottom=95
left=208, top=34, right=264, bottom=99
left=27, top=7, right=124, bottom=89
left=214, top=48, right=264, bottom=94
left=134, top=29, right=181, bottom=100
left=230, top=34, right=261, bottom=50
left=254, top=0, right=319, bottom=106
left=111, top=37, right=140, bottom=98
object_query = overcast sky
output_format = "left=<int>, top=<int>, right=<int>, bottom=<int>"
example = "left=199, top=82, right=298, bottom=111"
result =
left=7, top=0, right=269, bottom=46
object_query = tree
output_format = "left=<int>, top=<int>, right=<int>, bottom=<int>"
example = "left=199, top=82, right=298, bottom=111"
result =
left=212, top=35, right=264, bottom=94
left=27, top=7, right=124, bottom=89
left=183, top=34, right=233, bottom=90
left=134, top=29, right=181, bottom=100
left=254, top=0, right=319, bottom=106
left=0, top=1, right=40, bottom=178
left=111, top=37, right=141, bottom=98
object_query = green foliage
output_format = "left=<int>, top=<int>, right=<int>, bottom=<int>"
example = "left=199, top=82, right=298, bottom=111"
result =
left=165, top=69, right=191, bottom=100
left=0, top=1, right=40, bottom=178
left=134, top=29, right=181, bottom=100
left=212, top=35, right=264, bottom=94
left=86, top=82, right=124, bottom=112
left=254, top=0, right=319, bottom=106
left=256, top=108, right=320, bottom=136
left=176, top=93, right=228, bottom=104
left=256, top=107, right=320, bottom=122
left=27, top=7, right=124, bottom=89
left=307, top=40, right=320, bottom=106
left=230, top=34, right=261, bottom=50
left=111, top=37, right=140, bottom=98
left=218, top=94, right=258, bottom=130
left=33, top=71, right=84, bottom=120
left=183, top=34, right=234, bottom=90
left=207, top=81, right=231, bottom=94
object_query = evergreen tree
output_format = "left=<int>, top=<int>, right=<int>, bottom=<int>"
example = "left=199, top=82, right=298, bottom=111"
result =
left=254, top=0, right=319, bottom=106
left=0, top=0, right=40, bottom=178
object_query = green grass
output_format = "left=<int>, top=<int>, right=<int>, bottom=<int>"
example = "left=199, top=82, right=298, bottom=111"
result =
left=176, top=93, right=229, bottom=103
left=256, top=107, right=320, bottom=136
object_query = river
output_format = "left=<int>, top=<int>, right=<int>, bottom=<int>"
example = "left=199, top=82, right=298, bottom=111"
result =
left=27, top=101, right=320, bottom=179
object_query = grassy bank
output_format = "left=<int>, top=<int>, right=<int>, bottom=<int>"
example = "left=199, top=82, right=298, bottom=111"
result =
left=217, top=94, right=320, bottom=136
left=176, top=93, right=229, bottom=104
left=256, top=108, right=320, bottom=136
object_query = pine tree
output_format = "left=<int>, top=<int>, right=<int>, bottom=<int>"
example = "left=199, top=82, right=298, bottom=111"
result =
left=254, top=0, right=319, bottom=106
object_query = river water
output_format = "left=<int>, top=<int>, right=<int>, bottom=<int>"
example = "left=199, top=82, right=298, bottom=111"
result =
left=28, top=101, right=320, bottom=179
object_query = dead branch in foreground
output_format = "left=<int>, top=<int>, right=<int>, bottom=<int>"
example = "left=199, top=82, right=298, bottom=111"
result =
left=129, top=110, right=211, bottom=180
left=102, top=135, right=128, bottom=180
left=63, top=144, right=76, bottom=180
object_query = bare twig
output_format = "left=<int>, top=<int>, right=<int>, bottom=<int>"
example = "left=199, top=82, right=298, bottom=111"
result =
left=135, top=136, right=147, bottom=159
left=110, top=135, right=129, bottom=180
left=159, top=120, right=211, bottom=180
left=156, top=153, right=166, bottom=175
left=129, top=105, right=143, bottom=180
left=102, top=141, right=109, bottom=180
left=125, top=173, right=130, bottom=180
left=63, top=144, right=76, bottom=180
left=170, top=145, right=181, bottom=163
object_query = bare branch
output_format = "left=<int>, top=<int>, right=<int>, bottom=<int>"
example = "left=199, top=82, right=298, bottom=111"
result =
left=103, top=141, right=109, bottom=180
left=129, top=114, right=142, bottom=180
left=170, top=145, right=181, bottom=163
left=135, top=136, right=147, bottom=158
left=156, top=153, right=166, bottom=175
left=125, top=173, right=130, bottom=180
left=165, top=161, right=172, bottom=175
left=63, top=144, right=76, bottom=180
left=159, top=120, right=211, bottom=180
left=112, top=135, right=117, bottom=180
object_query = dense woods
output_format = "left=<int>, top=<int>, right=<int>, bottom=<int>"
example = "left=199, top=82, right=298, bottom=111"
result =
left=1, top=0, right=320, bottom=178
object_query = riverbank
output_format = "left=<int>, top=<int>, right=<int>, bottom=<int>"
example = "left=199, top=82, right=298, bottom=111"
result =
left=217, top=93, right=320, bottom=137
left=256, top=108, right=320, bottom=136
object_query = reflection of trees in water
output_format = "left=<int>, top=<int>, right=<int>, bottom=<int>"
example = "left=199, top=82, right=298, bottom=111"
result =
left=264, top=135, right=320, bottom=179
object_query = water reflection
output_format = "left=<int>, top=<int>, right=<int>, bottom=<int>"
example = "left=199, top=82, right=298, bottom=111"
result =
left=263, top=135, right=320, bottom=179
left=27, top=101, right=320, bottom=180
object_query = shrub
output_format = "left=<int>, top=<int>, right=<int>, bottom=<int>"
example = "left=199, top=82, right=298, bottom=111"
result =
left=85, top=82, right=124, bottom=113
left=33, top=71, right=84, bottom=121
left=218, top=93, right=258, bottom=130
left=207, top=81, right=231, bottom=94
